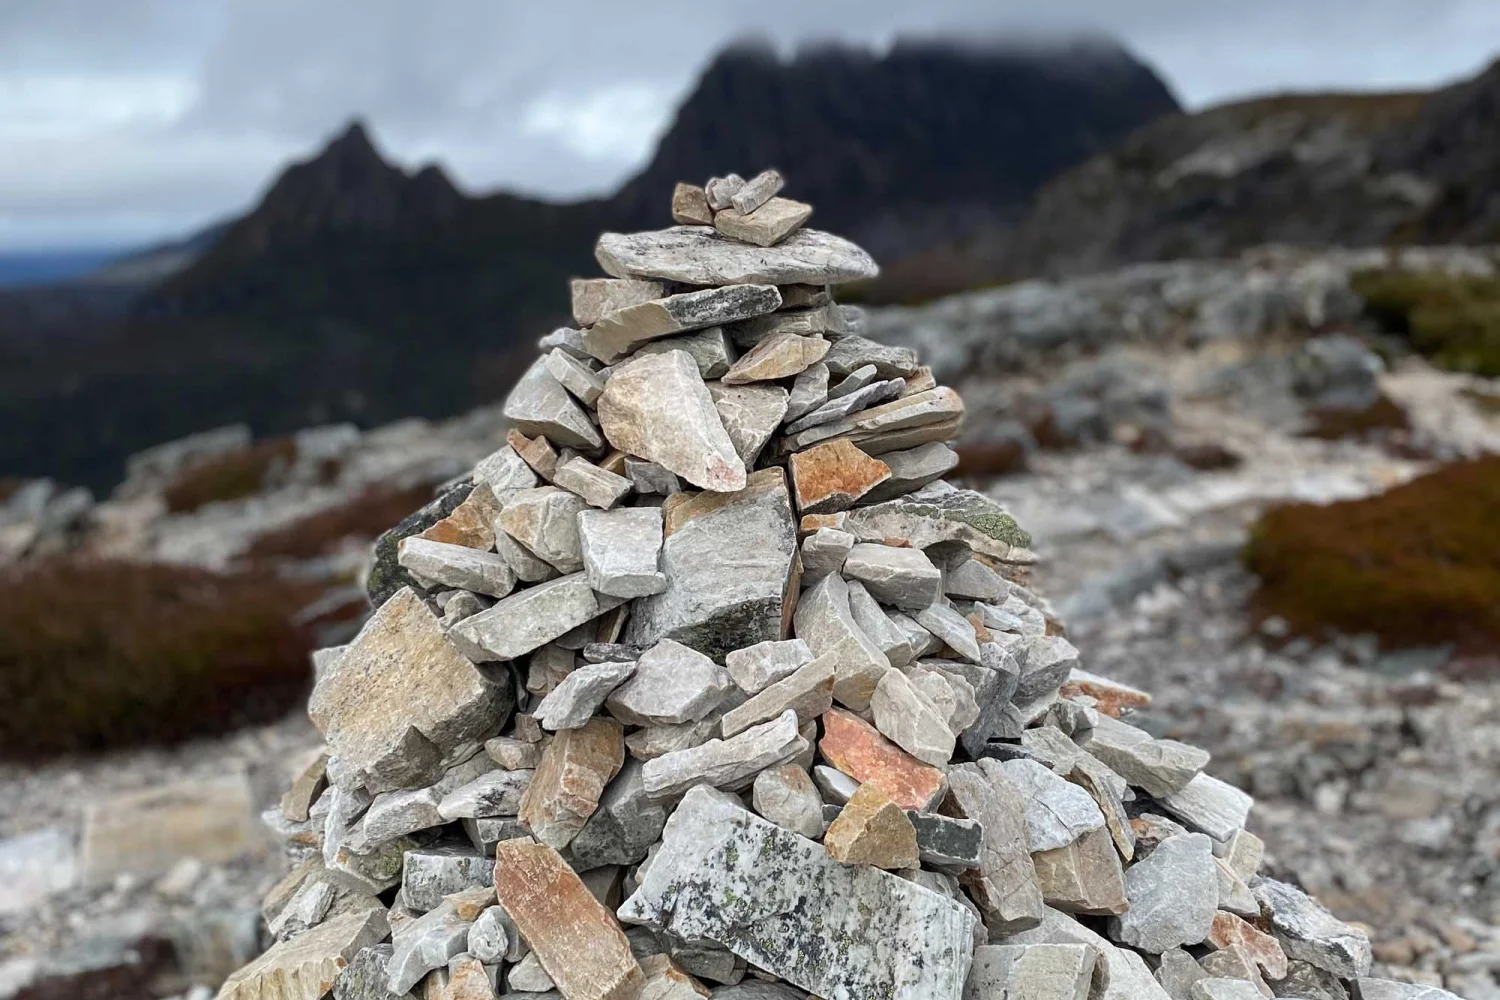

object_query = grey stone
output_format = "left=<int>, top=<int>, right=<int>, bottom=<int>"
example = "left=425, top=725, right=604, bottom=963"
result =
left=571, top=278, right=666, bottom=327
left=713, top=197, right=813, bottom=247
left=437, top=769, right=533, bottom=820
left=822, top=335, right=919, bottom=379
left=624, top=458, right=683, bottom=495
left=472, top=448, right=541, bottom=498
left=504, top=356, right=604, bottom=451
left=1010, top=634, right=1079, bottom=706
left=568, top=759, right=668, bottom=872
left=508, top=952, right=556, bottom=992
left=539, top=324, right=592, bottom=359
left=310, top=589, right=511, bottom=795
left=1158, top=774, right=1255, bottom=841
left=599, top=351, right=745, bottom=493
left=578, top=506, right=666, bottom=599
left=704, top=174, right=745, bottom=210
left=828, top=364, right=879, bottom=400
left=721, top=332, right=829, bottom=385
left=837, top=486, right=1031, bottom=563
left=401, top=844, right=493, bottom=913
left=1352, top=979, right=1459, bottom=1000
left=495, top=531, right=558, bottom=584
left=812, top=765, right=860, bottom=805
left=965, top=943, right=1094, bottom=1000
left=720, top=654, right=835, bottom=738
left=843, top=543, right=942, bottom=610
left=606, top=639, right=733, bottom=726
left=1109, top=833, right=1218, bottom=954
left=462, top=816, right=528, bottom=856
left=1272, top=960, right=1349, bottom=1000
left=499, top=487, right=588, bottom=573
left=907, top=812, right=982, bottom=870
left=450, top=574, right=621, bottom=663
left=1068, top=754, right=1135, bottom=862
left=914, top=603, right=981, bottom=663
left=784, top=363, right=830, bottom=422
left=1030, top=826, right=1128, bottom=917
left=859, top=443, right=960, bottom=505
left=554, top=457, right=633, bottom=510
left=632, top=327, right=737, bottom=380
left=626, top=469, right=797, bottom=662
left=1157, top=948, right=1210, bottom=1000
left=726, top=303, right=844, bottom=347
left=942, top=760, right=1044, bottom=934
left=752, top=763, right=826, bottom=839
left=595, top=227, right=879, bottom=286
left=943, top=558, right=1009, bottom=604
left=641, top=710, right=808, bottom=798
left=333, top=944, right=411, bottom=1000
left=1000, top=759, right=1105, bottom=852
left=625, top=715, right=723, bottom=761
left=545, top=348, right=606, bottom=405
left=908, top=665, right=980, bottom=735
left=1191, top=980, right=1265, bottom=1000
left=397, top=538, right=516, bottom=599
left=890, top=612, right=944, bottom=660
left=619, top=786, right=975, bottom=1000
left=846, top=580, right=913, bottom=668
left=534, top=659, right=636, bottom=731
left=730, top=169, right=784, bottom=214
left=708, top=382, right=789, bottom=465
left=1082, top=715, right=1210, bottom=798
left=1215, top=858, right=1260, bottom=917
left=793, top=572, right=890, bottom=711
left=724, top=639, right=813, bottom=695
left=387, top=896, right=475, bottom=994
left=353, top=753, right=498, bottom=850
left=783, top=377, right=906, bottom=435
left=870, top=668, right=954, bottom=766
left=583, top=285, right=782, bottom=364
left=1253, top=878, right=1372, bottom=980
left=800, top=527, right=854, bottom=581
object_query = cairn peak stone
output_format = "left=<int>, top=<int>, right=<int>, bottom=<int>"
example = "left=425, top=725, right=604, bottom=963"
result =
left=671, top=182, right=714, bottom=225
left=504, top=356, right=604, bottom=451
left=713, top=197, right=814, bottom=247
left=595, top=227, right=879, bottom=286
left=730, top=169, right=784, bottom=214
left=309, top=589, right=511, bottom=795
left=597, top=351, right=746, bottom=493
left=618, top=786, right=975, bottom=1000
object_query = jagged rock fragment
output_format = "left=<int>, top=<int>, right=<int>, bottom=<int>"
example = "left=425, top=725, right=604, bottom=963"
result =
left=633, top=327, right=737, bottom=379
left=1158, top=774, right=1254, bottom=841
left=568, top=758, right=667, bottom=872
left=499, top=486, right=587, bottom=572
left=793, top=571, right=890, bottom=710
left=1353, top=980, right=1462, bottom=999
left=619, top=786, right=975, bottom=1000
left=1191, top=981, right=1265, bottom=1000
left=450, top=574, right=620, bottom=662
left=219, top=907, right=390, bottom=1000
left=720, top=654, right=835, bottom=737
left=787, top=440, right=890, bottom=515
left=399, top=538, right=516, bottom=599
left=596, top=227, right=878, bottom=286
left=583, top=285, right=781, bottom=364
left=835, top=485, right=1031, bottom=562
left=714, top=197, right=813, bottom=247
left=554, top=456, right=633, bottom=510
left=437, top=769, right=533, bottom=820
left=606, top=639, right=732, bottom=726
left=578, top=506, right=666, bottom=599
left=822, top=335, right=919, bottom=379
left=598, top=351, right=745, bottom=492
left=800, top=526, right=854, bottom=581
left=1000, top=759, right=1105, bottom=852
left=784, top=362, right=830, bottom=421
left=402, top=845, right=493, bottom=913
left=493, top=839, right=644, bottom=1000
left=1082, top=715, right=1210, bottom=797
left=419, top=482, right=504, bottom=551
left=1030, top=827, right=1128, bottom=916
left=752, top=763, right=825, bottom=839
left=704, top=174, right=745, bottom=210
left=870, top=668, right=954, bottom=766
left=310, top=590, right=510, bottom=794
left=466, top=907, right=510, bottom=965
left=545, top=348, right=606, bottom=406
left=819, top=708, right=945, bottom=811
left=641, top=710, right=807, bottom=798
left=1253, top=878, right=1372, bottom=980
left=730, top=170, right=784, bottom=214
left=859, top=442, right=959, bottom=504
left=671, top=183, right=714, bottom=225
left=626, top=468, right=797, bottom=660
left=709, top=382, right=789, bottom=464
left=824, top=783, right=919, bottom=869
left=504, top=356, right=604, bottom=451
left=915, top=603, right=982, bottom=663
left=1108, top=832, right=1217, bottom=954
left=904, top=810, right=982, bottom=871
left=940, top=761, right=1043, bottom=934
left=1206, top=912, right=1288, bottom=980
left=518, top=718, right=624, bottom=850
left=623, top=457, right=683, bottom=495
left=843, top=542, right=941, bottom=608
left=571, top=278, right=665, bottom=327
left=724, top=638, right=813, bottom=694
left=846, top=579, right=913, bottom=667
left=722, top=332, right=829, bottom=384
left=534, top=659, right=636, bottom=731
left=509, top=951, right=557, bottom=992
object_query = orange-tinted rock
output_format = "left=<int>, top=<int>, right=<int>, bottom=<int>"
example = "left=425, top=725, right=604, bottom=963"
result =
left=1059, top=668, right=1151, bottom=718
left=789, top=439, right=891, bottom=515
left=1207, top=911, right=1289, bottom=980
left=419, top=481, right=504, bottom=550
left=492, top=839, right=644, bottom=1000
left=824, top=784, right=919, bottom=869
left=518, top=717, right=624, bottom=850
left=508, top=429, right=560, bottom=482
left=818, top=708, right=945, bottom=811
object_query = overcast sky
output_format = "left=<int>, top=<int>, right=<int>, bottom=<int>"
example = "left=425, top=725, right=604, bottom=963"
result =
left=2, top=0, right=1497, bottom=251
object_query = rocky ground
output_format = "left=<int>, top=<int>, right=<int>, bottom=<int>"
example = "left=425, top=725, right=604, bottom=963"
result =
left=3, top=243, right=1500, bottom=998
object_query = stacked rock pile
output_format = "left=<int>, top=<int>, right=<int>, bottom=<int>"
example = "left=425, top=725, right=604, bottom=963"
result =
left=223, top=174, right=1424, bottom=1000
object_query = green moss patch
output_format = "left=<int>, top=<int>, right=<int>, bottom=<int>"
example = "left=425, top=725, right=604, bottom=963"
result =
left=1351, top=268, right=1500, bottom=376
left=0, top=559, right=319, bottom=759
left=1244, top=457, right=1500, bottom=652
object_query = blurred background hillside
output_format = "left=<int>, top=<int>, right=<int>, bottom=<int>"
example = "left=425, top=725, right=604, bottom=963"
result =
left=3, top=2, right=1500, bottom=998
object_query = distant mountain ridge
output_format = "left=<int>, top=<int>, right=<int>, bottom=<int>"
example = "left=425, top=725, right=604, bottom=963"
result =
left=0, top=36, right=1180, bottom=490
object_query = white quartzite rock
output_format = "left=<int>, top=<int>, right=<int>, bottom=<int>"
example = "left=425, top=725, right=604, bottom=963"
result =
left=499, top=486, right=588, bottom=573
left=943, top=761, right=1044, bottom=935
left=450, top=574, right=622, bottom=662
left=869, top=668, right=954, bottom=766
left=752, top=763, right=825, bottom=840
left=598, top=351, right=746, bottom=493
left=724, top=638, right=813, bottom=694
left=793, top=571, right=889, bottom=712
left=842, top=543, right=942, bottom=609
left=595, top=227, right=879, bottom=286
left=709, top=382, right=790, bottom=465
left=607, top=639, right=732, bottom=726
left=1000, top=759, right=1106, bottom=852
left=504, top=356, right=605, bottom=451
left=397, top=537, right=516, bottom=598
left=534, top=659, right=637, bottom=730
left=578, top=506, right=666, bottom=599
left=1158, top=774, right=1255, bottom=842
left=620, top=785, right=976, bottom=1000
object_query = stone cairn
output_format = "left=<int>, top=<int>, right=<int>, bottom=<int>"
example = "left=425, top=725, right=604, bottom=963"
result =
left=225, top=171, right=1405, bottom=1000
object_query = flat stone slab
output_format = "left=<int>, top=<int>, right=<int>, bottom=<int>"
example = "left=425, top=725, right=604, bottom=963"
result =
left=583, top=284, right=781, bottom=364
left=789, top=440, right=890, bottom=515
left=595, top=227, right=879, bottom=286
left=218, top=906, right=389, bottom=1000
left=819, top=708, right=945, bottom=812
left=1109, top=832, right=1217, bottom=954
left=714, top=197, right=814, bottom=247
left=619, top=786, right=976, bottom=1000
left=626, top=468, right=798, bottom=662
left=504, top=356, right=604, bottom=451
left=831, top=485, right=1032, bottom=563
left=311, top=589, right=510, bottom=793
left=450, top=574, right=622, bottom=663
left=725, top=639, right=813, bottom=695
left=579, top=506, right=666, bottom=599
left=843, top=543, right=941, bottom=609
left=793, top=571, right=889, bottom=711
left=641, top=710, right=808, bottom=798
